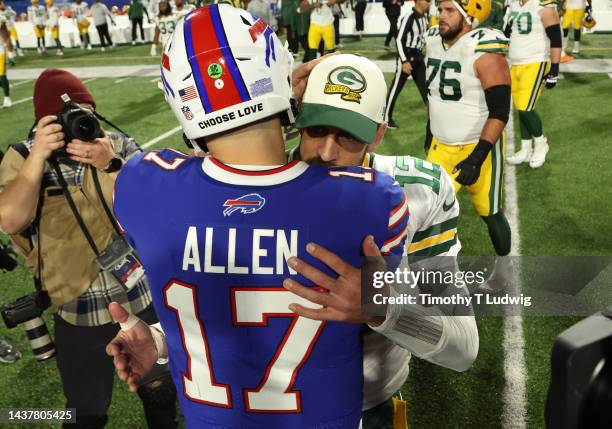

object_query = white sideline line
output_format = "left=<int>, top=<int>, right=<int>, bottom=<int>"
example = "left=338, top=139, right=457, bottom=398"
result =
left=142, top=126, right=182, bottom=149
left=501, top=105, right=527, bottom=429
left=11, top=79, right=33, bottom=87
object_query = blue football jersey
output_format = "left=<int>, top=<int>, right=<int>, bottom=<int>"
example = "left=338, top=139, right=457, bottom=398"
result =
left=114, top=150, right=409, bottom=429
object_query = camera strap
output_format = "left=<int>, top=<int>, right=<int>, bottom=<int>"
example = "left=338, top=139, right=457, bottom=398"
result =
left=93, top=112, right=131, bottom=139
left=48, top=158, right=100, bottom=256
left=91, top=168, right=122, bottom=236
left=49, top=159, right=144, bottom=291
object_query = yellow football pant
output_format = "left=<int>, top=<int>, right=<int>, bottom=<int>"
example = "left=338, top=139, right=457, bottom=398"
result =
left=33, top=25, right=45, bottom=39
left=511, top=61, right=550, bottom=111
left=78, top=20, right=90, bottom=36
left=308, top=23, right=334, bottom=50
left=427, top=135, right=505, bottom=216
left=562, top=8, right=586, bottom=29
left=8, top=27, right=18, bottom=41
left=50, top=26, right=59, bottom=40
left=0, top=50, right=5, bottom=75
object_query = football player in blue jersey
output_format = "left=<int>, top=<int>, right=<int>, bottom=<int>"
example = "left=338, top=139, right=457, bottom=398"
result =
left=107, top=5, right=409, bottom=429
left=286, top=54, right=479, bottom=428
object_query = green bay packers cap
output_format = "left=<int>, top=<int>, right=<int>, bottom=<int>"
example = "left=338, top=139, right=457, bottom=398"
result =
left=295, top=54, right=387, bottom=145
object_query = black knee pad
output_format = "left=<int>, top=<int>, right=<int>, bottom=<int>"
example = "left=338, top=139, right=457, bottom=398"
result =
left=137, top=366, right=177, bottom=410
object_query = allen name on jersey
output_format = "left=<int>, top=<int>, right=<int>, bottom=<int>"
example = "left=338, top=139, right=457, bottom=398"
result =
left=181, top=226, right=298, bottom=275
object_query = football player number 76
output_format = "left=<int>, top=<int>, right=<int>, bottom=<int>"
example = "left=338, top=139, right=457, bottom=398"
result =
left=164, top=280, right=325, bottom=412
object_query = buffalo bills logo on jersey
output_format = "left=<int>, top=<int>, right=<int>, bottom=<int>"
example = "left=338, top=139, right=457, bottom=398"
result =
left=223, top=193, right=265, bottom=216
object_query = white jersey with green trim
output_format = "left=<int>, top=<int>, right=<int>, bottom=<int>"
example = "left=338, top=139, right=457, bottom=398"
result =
left=426, top=27, right=508, bottom=145
left=155, top=13, right=178, bottom=44
left=0, top=7, right=17, bottom=29
left=366, top=153, right=461, bottom=258
left=71, top=2, right=89, bottom=23
left=566, top=0, right=586, bottom=9
left=47, top=5, right=61, bottom=27
left=286, top=148, right=461, bottom=257
left=506, top=0, right=555, bottom=65
left=308, top=0, right=334, bottom=25
left=286, top=147, right=476, bottom=410
left=28, top=5, right=47, bottom=26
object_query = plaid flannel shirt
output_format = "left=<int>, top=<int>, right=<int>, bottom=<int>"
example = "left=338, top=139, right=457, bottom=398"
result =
left=11, top=133, right=152, bottom=326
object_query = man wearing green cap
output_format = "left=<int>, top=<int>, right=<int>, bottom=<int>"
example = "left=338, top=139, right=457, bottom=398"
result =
left=285, top=53, right=479, bottom=428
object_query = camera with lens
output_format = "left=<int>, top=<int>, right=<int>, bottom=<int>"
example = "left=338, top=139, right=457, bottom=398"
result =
left=1, top=291, right=56, bottom=361
left=53, top=93, right=102, bottom=160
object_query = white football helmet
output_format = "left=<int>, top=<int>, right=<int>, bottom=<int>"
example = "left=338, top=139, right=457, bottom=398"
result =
left=160, top=4, right=293, bottom=142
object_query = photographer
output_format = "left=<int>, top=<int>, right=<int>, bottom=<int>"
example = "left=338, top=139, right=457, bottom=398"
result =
left=0, top=69, right=177, bottom=429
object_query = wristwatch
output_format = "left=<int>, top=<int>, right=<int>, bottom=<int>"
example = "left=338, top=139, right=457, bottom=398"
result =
left=103, top=157, right=123, bottom=173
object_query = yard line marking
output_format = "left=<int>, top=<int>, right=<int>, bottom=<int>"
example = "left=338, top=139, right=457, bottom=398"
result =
left=11, top=79, right=33, bottom=87
left=142, top=126, right=183, bottom=149
left=502, top=105, right=527, bottom=429
left=114, top=77, right=130, bottom=84
left=82, top=78, right=98, bottom=84
left=150, top=77, right=160, bottom=83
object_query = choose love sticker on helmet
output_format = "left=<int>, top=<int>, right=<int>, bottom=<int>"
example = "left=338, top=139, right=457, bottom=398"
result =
left=324, top=66, right=367, bottom=103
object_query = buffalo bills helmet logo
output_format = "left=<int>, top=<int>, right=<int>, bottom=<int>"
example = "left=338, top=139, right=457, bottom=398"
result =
left=223, top=193, right=266, bottom=216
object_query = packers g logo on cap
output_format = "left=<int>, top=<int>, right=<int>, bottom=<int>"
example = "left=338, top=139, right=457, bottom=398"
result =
left=324, top=66, right=367, bottom=103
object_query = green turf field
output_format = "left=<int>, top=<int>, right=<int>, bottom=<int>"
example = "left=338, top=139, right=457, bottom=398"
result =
left=1, top=37, right=611, bottom=428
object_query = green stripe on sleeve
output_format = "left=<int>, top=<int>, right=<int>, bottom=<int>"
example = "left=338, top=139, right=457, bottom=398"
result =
left=409, top=236, right=458, bottom=257
left=412, top=217, right=459, bottom=243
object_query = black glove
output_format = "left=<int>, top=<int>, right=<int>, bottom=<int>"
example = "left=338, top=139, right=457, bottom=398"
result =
left=452, top=139, right=492, bottom=186
left=424, top=119, right=433, bottom=154
left=585, top=2, right=592, bottom=14
left=545, top=63, right=559, bottom=89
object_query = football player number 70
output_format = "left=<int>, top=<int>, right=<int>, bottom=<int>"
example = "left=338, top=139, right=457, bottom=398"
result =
left=164, top=280, right=325, bottom=412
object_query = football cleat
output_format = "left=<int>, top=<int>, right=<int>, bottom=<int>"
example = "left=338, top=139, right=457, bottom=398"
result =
left=0, top=338, right=20, bottom=364
left=56, top=49, right=63, bottom=55
left=560, top=54, right=574, bottom=63
left=572, top=41, right=580, bottom=55
left=477, top=256, right=513, bottom=294
left=529, top=136, right=549, bottom=168
left=387, top=119, right=399, bottom=129
left=17, top=48, right=24, bottom=57
left=506, top=140, right=532, bottom=165
left=2, top=97, right=12, bottom=108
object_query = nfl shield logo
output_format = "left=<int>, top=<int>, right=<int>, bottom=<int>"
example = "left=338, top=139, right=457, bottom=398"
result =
left=181, top=106, right=194, bottom=120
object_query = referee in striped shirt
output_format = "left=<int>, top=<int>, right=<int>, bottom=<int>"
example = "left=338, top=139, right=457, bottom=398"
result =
left=385, top=0, right=430, bottom=129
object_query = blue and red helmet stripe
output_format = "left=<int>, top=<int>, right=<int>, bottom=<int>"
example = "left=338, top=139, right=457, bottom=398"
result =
left=183, top=5, right=250, bottom=114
